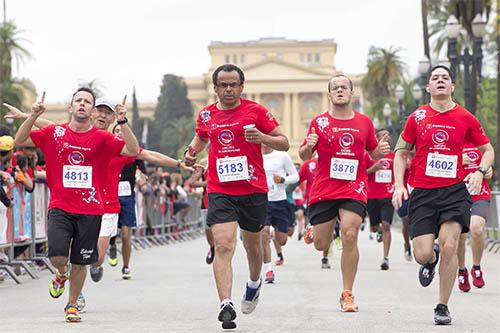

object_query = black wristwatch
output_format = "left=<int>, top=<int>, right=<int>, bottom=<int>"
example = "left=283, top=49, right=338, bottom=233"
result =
left=117, top=117, right=128, bottom=125
left=477, top=166, right=487, bottom=175
left=176, top=160, right=182, bottom=167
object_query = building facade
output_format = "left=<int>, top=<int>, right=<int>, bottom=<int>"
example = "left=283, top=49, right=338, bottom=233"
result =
left=185, top=37, right=363, bottom=160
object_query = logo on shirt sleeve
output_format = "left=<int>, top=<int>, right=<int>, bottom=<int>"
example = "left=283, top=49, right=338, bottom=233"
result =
left=200, top=110, right=211, bottom=123
left=316, top=117, right=329, bottom=131
left=54, top=126, right=66, bottom=138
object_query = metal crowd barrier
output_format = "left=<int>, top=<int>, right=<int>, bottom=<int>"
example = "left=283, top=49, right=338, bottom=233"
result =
left=131, top=191, right=204, bottom=250
left=485, top=191, right=500, bottom=253
left=0, top=181, right=53, bottom=284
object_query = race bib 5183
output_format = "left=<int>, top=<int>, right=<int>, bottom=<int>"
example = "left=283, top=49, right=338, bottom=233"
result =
left=216, top=156, right=249, bottom=182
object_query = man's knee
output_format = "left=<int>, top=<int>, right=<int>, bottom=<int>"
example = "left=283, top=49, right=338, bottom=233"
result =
left=470, top=223, right=485, bottom=239
left=413, top=246, right=435, bottom=264
left=381, top=222, right=391, bottom=232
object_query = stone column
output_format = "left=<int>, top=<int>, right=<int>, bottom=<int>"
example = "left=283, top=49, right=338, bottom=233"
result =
left=322, top=92, right=329, bottom=112
left=292, top=93, right=300, bottom=141
left=283, top=93, right=292, bottom=138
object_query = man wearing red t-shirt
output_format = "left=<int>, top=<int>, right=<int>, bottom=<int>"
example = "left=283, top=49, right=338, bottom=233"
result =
left=184, top=64, right=289, bottom=329
left=299, top=74, right=390, bottom=313
left=393, top=65, right=494, bottom=325
left=365, top=128, right=395, bottom=271
left=14, top=87, right=139, bottom=322
left=457, top=143, right=493, bottom=292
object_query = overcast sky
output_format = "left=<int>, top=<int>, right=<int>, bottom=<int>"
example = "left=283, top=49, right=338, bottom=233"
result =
left=7, top=0, right=425, bottom=103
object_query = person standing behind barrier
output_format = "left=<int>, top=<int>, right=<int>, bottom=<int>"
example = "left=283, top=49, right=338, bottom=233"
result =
left=184, top=64, right=289, bottom=330
left=299, top=74, right=390, bottom=312
left=261, top=144, right=298, bottom=283
left=392, top=65, right=494, bottom=325
left=456, top=142, right=493, bottom=292
left=13, top=87, right=139, bottom=323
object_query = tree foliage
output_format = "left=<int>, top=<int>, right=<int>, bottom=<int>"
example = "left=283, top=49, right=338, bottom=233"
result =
left=150, top=74, right=194, bottom=158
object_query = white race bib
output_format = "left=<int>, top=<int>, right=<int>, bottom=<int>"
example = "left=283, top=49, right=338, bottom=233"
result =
left=330, top=158, right=358, bottom=181
left=118, top=181, right=132, bottom=196
left=425, top=153, right=457, bottom=178
left=63, top=165, right=92, bottom=188
left=292, top=190, right=303, bottom=200
left=375, top=170, right=392, bottom=183
left=216, top=156, right=249, bottom=182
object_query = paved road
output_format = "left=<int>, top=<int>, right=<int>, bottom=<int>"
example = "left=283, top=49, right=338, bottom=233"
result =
left=1, top=225, right=499, bottom=332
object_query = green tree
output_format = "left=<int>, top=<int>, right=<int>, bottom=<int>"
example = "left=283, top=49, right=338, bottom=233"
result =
left=160, top=116, right=195, bottom=159
left=0, top=20, right=31, bottom=80
left=150, top=74, right=194, bottom=156
left=362, top=46, right=407, bottom=103
left=77, top=78, right=105, bottom=98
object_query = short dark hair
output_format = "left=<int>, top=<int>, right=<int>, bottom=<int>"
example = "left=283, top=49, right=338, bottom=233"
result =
left=328, top=74, right=353, bottom=92
left=212, top=64, right=245, bottom=86
left=427, top=65, right=454, bottom=83
left=71, top=87, right=96, bottom=106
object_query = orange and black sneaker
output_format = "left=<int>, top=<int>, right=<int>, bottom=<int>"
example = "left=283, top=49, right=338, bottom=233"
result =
left=303, top=227, right=314, bottom=245
left=64, top=303, right=81, bottom=323
left=340, top=290, right=358, bottom=312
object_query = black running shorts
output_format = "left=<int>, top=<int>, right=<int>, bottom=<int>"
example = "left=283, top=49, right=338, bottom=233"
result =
left=308, top=199, right=366, bottom=226
left=408, top=182, right=471, bottom=239
left=47, top=208, right=102, bottom=265
left=367, top=198, right=395, bottom=226
left=207, top=193, right=267, bottom=233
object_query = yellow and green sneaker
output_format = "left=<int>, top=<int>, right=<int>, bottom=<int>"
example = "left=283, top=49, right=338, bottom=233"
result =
left=64, top=303, right=81, bottom=323
left=49, top=271, right=69, bottom=299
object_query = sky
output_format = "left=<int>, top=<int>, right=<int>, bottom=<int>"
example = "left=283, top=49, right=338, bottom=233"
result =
left=6, top=0, right=426, bottom=103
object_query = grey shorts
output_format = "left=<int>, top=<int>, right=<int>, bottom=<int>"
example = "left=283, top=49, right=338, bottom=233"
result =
left=471, top=200, right=490, bottom=220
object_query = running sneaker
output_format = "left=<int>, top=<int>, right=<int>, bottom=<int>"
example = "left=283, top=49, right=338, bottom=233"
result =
left=49, top=271, right=69, bottom=299
left=64, top=303, right=81, bottom=323
left=76, top=292, right=86, bottom=313
left=206, top=246, right=215, bottom=265
left=339, top=290, right=358, bottom=312
left=218, top=300, right=237, bottom=330
left=380, top=257, right=389, bottom=271
left=303, top=226, right=314, bottom=244
left=265, top=270, right=275, bottom=284
left=404, top=245, right=412, bottom=262
left=457, top=268, right=471, bottom=292
left=471, top=267, right=485, bottom=288
left=376, top=231, right=383, bottom=243
left=298, top=231, right=303, bottom=241
left=122, top=266, right=132, bottom=280
left=108, top=244, right=118, bottom=267
left=90, top=265, right=103, bottom=282
left=419, top=243, right=440, bottom=287
left=434, top=304, right=451, bottom=325
left=335, top=236, right=343, bottom=250
left=275, top=257, right=284, bottom=266
left=321, top=257, right=331, bottom=269
left=241, top=280, right=262, bottom=314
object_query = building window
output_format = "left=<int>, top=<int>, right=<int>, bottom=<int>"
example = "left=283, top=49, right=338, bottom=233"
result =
left=225, top=55, right=230, bottom=63
left=262, top=53, right=267, bottom=59
left=307, top=53, right=312, bottom=63
left=303, top=97, right=317, bottom=112
left=315, top=53, right=320, bottom=63
left=233, top=54, right=238, bottom=64
left=240, top=54, right=245, bottom=64
left=300, top=53, right=304, bottom=63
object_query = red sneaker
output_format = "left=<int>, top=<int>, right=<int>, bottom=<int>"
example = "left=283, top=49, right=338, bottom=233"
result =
left=471, top=267, right=485, bottom=288
left=303, top=227, right=314, bottom=245
left=275, top=258, right=284, bottom=266
left=457, top=269, right=470, bottom=292
left=265, top=270, right=275, bottom=283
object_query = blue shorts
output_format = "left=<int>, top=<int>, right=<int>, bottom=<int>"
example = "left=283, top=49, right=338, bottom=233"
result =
left=264, top=200, right=291, bottom=233
left=118, top=195, right=137, bottom=228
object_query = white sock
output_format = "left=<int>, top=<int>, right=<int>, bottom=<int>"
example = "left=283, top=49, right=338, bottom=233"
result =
left=263, top=262, right=272, bottom=273
left=221, top=298, right=232, bottom=306
left=247, top=279, right=260, bottom=289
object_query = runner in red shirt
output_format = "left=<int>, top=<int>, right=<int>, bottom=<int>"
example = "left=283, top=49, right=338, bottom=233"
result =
left=392, top=65, right=494, bottom=325
left=299, top=74, right=390, bottom=312
left=365, top=128, right=395, bottom=271
left=184, top=64, right=289, bottom=330
left=456, top=142, right=493, bottom=292
left=14, top=87, right=140, bottom=323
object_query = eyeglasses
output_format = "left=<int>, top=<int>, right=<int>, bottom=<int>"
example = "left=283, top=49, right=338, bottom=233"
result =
left=330, top=85, right=351, bottom=92
left=216, top=82, right=242, bottom=89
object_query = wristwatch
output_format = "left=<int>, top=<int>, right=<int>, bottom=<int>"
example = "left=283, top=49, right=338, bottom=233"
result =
left=477, top=166, right=487, bottom=175
left=117, top=117, right=128, bottom=125
left=176, top=160, right=182, bottom=167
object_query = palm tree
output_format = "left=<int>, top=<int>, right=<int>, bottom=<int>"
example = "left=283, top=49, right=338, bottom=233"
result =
left=78, top=78, right=105, bottom=98
left=362, top=46, right=407, bottom=103
left=0, top=20, right=31, bottom=81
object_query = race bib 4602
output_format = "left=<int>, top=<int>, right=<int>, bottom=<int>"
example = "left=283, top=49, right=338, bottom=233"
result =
left=425, top=153, right=457, bottom=178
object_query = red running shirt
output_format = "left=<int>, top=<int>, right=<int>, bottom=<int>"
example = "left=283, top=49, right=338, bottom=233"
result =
left=366, top=151, right=394, bottom=199
left=301, top=111, right=378, bottom=204
left=30, top=124, right=125, bottom=215
left=462, top=142, right=491, bottom=202
left=195, top=98, right=279, bottom=195
left=298, top=158, right=318, bottom=200
left=102, top=153, right=138, bottom=214
left=401, top=104, right=489, bottom=189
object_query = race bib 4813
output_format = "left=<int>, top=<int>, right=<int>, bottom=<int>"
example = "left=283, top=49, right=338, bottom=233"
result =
left=63, top=165, right=92, bottom=188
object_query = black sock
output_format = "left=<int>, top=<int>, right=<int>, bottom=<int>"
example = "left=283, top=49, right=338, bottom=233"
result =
left=278, top=253, right=283, bottom=260
left=472, top=265, right=481, bottom=270
left=458, top=268, right=467, bottom=273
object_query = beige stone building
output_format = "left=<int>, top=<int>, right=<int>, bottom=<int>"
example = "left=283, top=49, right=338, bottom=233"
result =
left=185, top=37, right=363, bottom=160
